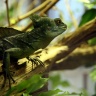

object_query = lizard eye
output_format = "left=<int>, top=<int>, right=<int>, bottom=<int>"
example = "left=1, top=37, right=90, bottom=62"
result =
left=57, top=20, right=61, bottom=24
left=55, top=19, right=62, bottom=25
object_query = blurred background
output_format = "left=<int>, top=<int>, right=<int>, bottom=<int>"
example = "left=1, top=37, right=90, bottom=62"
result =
left=0, top=0, right=96, bottom=96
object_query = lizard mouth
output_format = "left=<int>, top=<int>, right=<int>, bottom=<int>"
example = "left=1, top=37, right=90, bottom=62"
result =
left=63, top=24, right=67, bottom=29
left=62, top=25, right=67, bottom=31
left=60, top=26, right=67, bottom=31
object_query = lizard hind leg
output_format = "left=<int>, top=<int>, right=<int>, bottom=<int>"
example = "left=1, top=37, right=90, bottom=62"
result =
left=2, top=51, right=15, bottom=88
left=1, top=68, right=15, bottom=88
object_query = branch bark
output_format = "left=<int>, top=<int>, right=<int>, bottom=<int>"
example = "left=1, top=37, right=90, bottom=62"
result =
left=52, top=46, right=96, bottom=70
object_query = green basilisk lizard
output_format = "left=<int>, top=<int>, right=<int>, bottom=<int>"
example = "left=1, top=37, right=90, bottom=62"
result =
left=0, top=14, right=67, bottom=88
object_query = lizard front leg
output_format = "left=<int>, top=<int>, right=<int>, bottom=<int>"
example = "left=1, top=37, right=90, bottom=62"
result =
left=27, top=56, right=44, bottom=69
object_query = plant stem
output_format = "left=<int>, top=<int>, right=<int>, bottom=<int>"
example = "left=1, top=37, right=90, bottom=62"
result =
left=40, top=0, right=59, bottom=16
left=5, top=0, right=10, bottom=26
left=65, top=0, right=78, bottom=28
left=10, top=0, right=51, bottom=27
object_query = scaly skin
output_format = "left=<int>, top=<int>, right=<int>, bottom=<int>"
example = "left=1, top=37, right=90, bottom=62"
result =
left=0, top=14, right=67, bottom=88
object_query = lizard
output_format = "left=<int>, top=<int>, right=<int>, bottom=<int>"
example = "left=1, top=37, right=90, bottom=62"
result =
left=0, top=14, right=67, bottom=88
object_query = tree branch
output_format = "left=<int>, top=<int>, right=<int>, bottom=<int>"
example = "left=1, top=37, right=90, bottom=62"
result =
left=39, top=0, right=58, bottom=16
left=65, top=0, right=78, bottom=28
left=52, top=46, right=96, bottom=70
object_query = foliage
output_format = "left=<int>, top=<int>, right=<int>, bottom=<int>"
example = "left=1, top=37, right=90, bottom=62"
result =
left=88, top=37, right=96, bottom=46
left=38, top=89, right=62, bottom=96
left=38, top=90, right=84, bottom=96
left=90, top=66, right=96, bottom=81
left=79, top=8, right=96, bottom=45
left=79, top=9, right=96, bottom=27
left=6, top=74, right=48, bottom=96
left=5, top=74, right=85, bottom=96
left=80, top=89, right=89, bottom=96
left=78, top=0, right=96, bottom=9
left=49, top=74, right=70, bottom=89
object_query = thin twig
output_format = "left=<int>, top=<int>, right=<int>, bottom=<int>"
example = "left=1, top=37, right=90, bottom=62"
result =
left=65, top=0, right=78, bottom=28
left=39, top=0, right=59, bottom=16
left=5, top=0, right=10, bottom=26
left=22, top=22, right=32, bottom=31
left=27, top=0, right=37, bottom=11
left=9, top=0, right=51, bottom=27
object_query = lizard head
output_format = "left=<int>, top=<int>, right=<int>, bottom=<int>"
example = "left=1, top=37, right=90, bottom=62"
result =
left=42, top=18, right=67, bottom=39
left=30, top=14, right=67, bottom=39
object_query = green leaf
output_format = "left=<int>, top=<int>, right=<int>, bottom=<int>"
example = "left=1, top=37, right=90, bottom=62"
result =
left=79, top=8, right=96, bottom=45
left=78, top=0, right=90, bottom=3
left=6, top=74, right=48, bottom=96
left=90, top=67, right=96, bottom=81
left=38, top=89, right=62, bottom=96
left=79, top=8, right=96, bottom=26
left=57, top=92, right=83, bottom=96
left=5, top=86, right=16, bottom=96
left=26, top=77, right=48, bottom=94
left=88, top=37, right=96, bottom=45
left=81, top=89, right=88, bottom=96
left=49, top=74, right=70, bottom=88
left=61, top=81, right=70, bottom=87
left=14, top=74, right=40, bottom=92
left=63, top=91, right=70, bottom=95
left=78, top=0, right=96, bottom=9
left=49, top=74, right=61, bottom=88
left=23, top=93, right=31, bottom=96
left=6, top=78, right=31, bottom=96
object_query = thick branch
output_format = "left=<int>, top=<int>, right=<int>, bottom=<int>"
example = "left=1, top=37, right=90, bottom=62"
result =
left=52, top=46, right=96, bottom=70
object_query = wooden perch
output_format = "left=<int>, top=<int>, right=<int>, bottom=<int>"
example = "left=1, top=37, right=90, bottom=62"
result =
left=0, top=18, right=96, bottom=95
left=52, top=46, right=96, bottom=70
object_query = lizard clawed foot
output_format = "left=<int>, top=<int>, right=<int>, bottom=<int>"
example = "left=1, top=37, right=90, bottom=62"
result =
left=1, top=68, right=15, bottom=89
left=27, top=57, right=44, bottom=69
